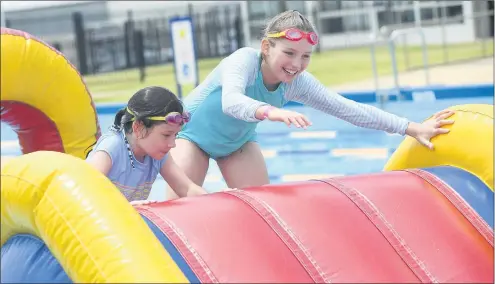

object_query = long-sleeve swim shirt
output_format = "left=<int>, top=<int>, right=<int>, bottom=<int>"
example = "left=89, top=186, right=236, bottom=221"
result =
left=178, top=47, right=410, bottom=158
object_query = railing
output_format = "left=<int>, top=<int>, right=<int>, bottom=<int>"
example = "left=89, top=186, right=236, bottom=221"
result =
left=369, top=26, right=430, bottom=103
left=388, top=27, right=430, bottom=94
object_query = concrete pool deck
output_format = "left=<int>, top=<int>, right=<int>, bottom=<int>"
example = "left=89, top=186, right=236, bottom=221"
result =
left=331, top=57, right=494, bottom=92
left=90, top=57, right=494, bottom=101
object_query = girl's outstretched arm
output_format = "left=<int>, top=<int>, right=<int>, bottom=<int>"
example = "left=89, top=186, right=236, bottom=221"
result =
left=220, top=48, right=271, bottom=122
left=286, top=71, right=410, bottom=135
left=285, top=71, right=454, bottom=148
left=160, top=154, right=208, bottom=198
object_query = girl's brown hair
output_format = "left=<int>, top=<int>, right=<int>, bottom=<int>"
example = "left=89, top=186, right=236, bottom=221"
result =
left=262, top=10, right=317, bottom=41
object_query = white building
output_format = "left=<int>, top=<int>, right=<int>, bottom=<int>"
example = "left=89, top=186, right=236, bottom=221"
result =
left=242, top=1, right=493, bottom=49
left=3, top=0, right=492, bottom=71
left=4, top=1, right=492, bottom=50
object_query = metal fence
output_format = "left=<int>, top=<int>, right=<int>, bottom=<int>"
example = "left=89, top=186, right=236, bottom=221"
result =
left=369, top=9, right=494, bottom=94
left=78, top=4, right=243, bottom=76
left=3, top=1, right=493, bottom=93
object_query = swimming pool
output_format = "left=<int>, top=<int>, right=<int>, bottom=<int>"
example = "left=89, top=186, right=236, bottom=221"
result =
left=1, top=94, right=493, bottom=201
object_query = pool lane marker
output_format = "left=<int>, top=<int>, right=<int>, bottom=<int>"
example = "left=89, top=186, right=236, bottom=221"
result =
left=1, top=140, right=20, bottom=149
left=262, top=148, right=390, bottom=159
left=289, top=131, right=337, bottom=139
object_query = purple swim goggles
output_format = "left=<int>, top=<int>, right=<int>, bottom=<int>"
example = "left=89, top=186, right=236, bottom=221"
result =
left=148, top=111, right=191, bottom=125
left=127, top=107, right=191, bottom=125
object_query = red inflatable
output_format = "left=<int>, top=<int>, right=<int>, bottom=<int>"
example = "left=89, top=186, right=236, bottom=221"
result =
left=138, top=168, right=494, bottom=283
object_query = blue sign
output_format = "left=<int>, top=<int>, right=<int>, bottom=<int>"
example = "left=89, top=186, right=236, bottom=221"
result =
left=169, top=16, right=199, bottom=87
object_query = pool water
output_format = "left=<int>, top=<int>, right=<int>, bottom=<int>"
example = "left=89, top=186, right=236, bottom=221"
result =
left=1, top=96, right=493, bottom=201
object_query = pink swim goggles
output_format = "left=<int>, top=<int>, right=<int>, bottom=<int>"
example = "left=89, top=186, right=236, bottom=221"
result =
left=267, top=28, right=319, bottom=45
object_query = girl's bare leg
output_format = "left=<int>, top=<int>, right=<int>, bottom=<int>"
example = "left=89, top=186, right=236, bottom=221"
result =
left=166, top=138, right=210, bottom=200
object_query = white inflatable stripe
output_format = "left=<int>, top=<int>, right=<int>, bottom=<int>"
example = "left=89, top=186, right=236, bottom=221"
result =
left=1, top=140, right=20, bottom=149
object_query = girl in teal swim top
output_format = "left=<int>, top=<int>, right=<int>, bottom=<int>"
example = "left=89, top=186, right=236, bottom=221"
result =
left=166, top=10, right=455, bottom=199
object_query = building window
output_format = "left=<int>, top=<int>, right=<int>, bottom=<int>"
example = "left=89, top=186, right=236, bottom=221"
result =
left=373, top=1, right=414, bottom=8
left=420, top=7, right=438, bottom=21
left=341, top=1, right=365, bottom=9
left=319, top=0, right=369, bottom=11
left=320, top=14, right=370, bottom=34
left=248, top=1, right=306, bottom=19
left=372, top=0, right=415, bottom=28
left=285, top=1, right=306, bottom=14
left=248, top=1, right=307, bottom=39
left=247, top=1, right=280, bottom=21
left=378, top=9, right=415, bottom=27
left=420, top=3, right=464, bottom=25
left=443, top=4, right=464, bottom=24
left=319, top=0, right=341, bottom=11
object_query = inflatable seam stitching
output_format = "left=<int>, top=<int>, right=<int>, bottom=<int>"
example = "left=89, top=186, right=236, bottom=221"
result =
left=1, top=29, right=101, bottom=150
left=318, top=178, right=438, bottom=283
left=405, top=169, right=494, bottom=247
left=225, top=190, right=329, bottom=283
left=139, top=207, right=218, bottom=283
left=453, top=109, right=493, bottom=119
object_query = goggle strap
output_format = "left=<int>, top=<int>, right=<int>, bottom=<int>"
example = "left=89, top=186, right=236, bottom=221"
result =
left=266, top=31, right=286, bottom=38
left=149, top=112, right=190, bottom=122
left=125, top=108, right=189, bottom=123
left=147, top=116, right=167, bottom=121
left=126, top=107, right=137, bottom=122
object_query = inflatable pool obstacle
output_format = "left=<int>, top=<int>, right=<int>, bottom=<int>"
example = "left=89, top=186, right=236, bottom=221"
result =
left=1, top=28, right=493, bottom=283
left=0, top=27, right=100, bottom=160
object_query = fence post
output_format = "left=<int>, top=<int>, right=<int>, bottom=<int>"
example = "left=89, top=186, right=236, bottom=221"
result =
left=72, top=12, right=88, bottom=75
left=124, top=10, right=134, bottom=68
left=2, top=10, right=7, bottom=27
left=53, top=42, right=62, bottom=52
left=134, top=30, right=146, bottom=83
left=239, top=1, right=251, bottom=48
left=440, top=4, right=449, bottom=64
left=235, top=16, right=243, bottom=49
left=312, top=3, right=321, bottom=53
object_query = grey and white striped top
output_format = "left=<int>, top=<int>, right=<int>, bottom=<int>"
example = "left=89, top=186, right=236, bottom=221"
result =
left=185, top=47, right=410, bottom=136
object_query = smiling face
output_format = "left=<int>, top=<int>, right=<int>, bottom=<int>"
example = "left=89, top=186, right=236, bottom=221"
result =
left=259, top=10, right=318, bottom=87
left=261, top=38, right=313, bottom=85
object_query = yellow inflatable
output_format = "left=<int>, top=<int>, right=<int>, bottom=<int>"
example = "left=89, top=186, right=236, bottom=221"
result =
left=384, top=104, right=493, bottom=191
left=1, top=26, right=493, bottom=283
left=1, top=151, right=188, bottom=283
left=1, top=27, right=187, bottom=282
left=0, top=27, right=100, bottom=159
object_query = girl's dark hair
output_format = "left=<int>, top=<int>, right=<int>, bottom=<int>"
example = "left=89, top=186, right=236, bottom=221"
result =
left=111, top=86, right=184, bottom=134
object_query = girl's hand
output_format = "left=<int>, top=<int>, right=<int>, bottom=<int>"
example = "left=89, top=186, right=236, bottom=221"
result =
left=406, top=109, right=455, bottom=150
left=267, top=108, right=313, bottom=129
left=130, top=200, right=158, bottom=206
